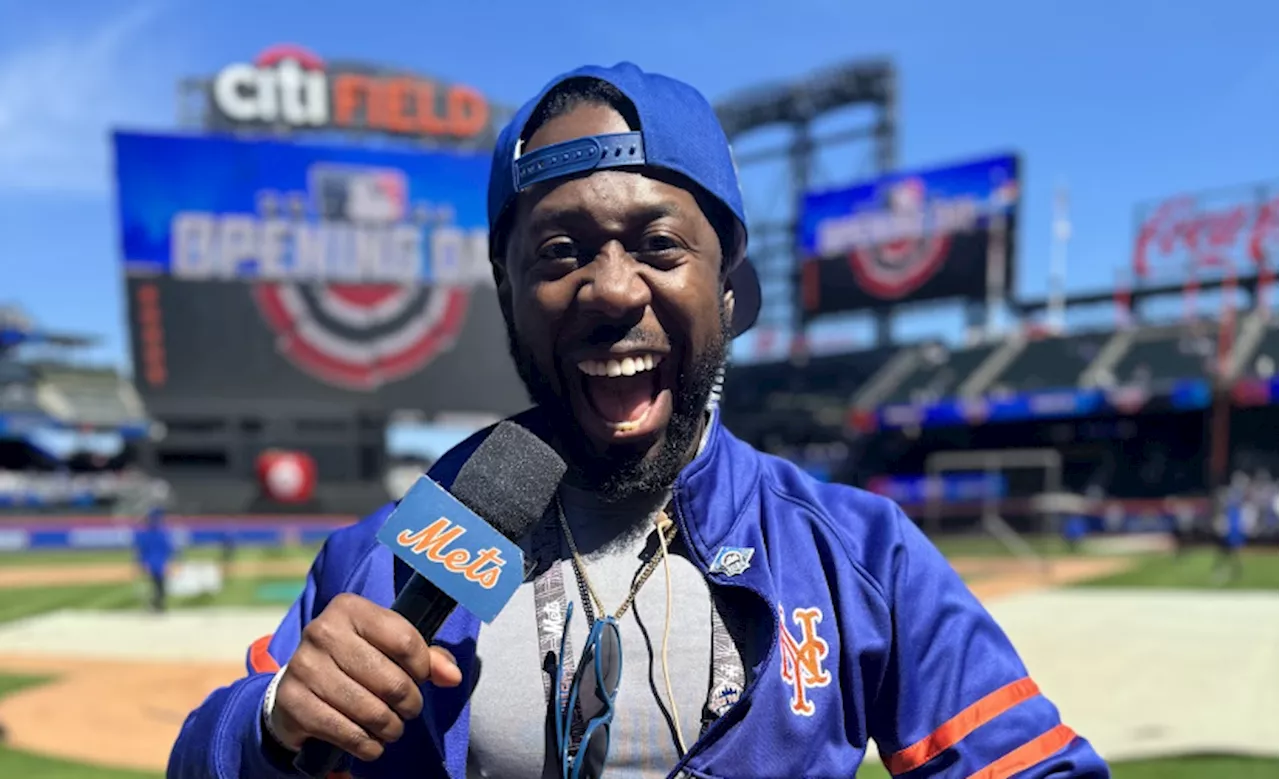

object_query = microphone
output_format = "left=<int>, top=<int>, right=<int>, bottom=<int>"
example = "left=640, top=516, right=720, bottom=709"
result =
left=294, top=421, right=566, bottom=778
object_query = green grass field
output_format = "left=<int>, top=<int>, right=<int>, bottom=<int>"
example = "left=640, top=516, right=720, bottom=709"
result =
left=0, top=544, right=324, bottom=626
left=929, top=533, right=1076, bottom=559
left=0, top=748, right=162, bottom=779
left=928, top=533, right=1279, bottom=592
left=1073, top=548, right=1279, bottom=591
left=0, top=576, right=308, bottom=625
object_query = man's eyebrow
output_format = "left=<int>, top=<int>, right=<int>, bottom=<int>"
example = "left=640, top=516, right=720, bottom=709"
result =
left=526, top=202, right=687, bottom=234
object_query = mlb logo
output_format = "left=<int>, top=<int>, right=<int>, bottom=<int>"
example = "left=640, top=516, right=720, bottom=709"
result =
left=992, top=179, right=1020, bottom=209
left=309, top=164, right=407, bottom=224
left=878, top=177, right=929, bottom=263
left=887, top=177, right=926, bottom=214
left=252, top=161, right=471, bottom=392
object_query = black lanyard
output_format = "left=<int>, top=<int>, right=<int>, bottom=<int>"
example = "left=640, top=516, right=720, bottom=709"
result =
left=528, top=513, right=746, bottom=750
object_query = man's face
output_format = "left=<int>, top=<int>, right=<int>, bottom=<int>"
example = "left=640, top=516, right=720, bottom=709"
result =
left=497, top=103, right=733, bottom=499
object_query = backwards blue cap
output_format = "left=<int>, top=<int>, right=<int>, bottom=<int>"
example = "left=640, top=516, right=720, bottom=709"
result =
left=486, top=62, right=760, bottom=337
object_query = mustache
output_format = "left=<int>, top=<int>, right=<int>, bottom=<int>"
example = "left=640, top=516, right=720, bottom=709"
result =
left=564, top=322, right=670, bottom=353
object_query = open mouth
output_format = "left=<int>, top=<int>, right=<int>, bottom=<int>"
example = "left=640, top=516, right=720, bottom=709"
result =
left=572, top=353, right=674, bottom=442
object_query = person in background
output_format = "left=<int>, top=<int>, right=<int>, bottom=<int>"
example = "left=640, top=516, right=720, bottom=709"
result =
left=218, top=530, right=237, bottom=582
left=1062, top=512, right=1089, bottom=554
left=1162, top=497, right=1195, bottom=557
left=134, top=505, right=174, bottom=612
left=1212, top=472, right=1251, bottom=586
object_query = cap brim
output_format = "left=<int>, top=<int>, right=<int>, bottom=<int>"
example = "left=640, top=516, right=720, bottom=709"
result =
left=728, top=260, right=761, bottom=338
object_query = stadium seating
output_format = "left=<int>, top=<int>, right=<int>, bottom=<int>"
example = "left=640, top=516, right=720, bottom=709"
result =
left=986, top=332, right=1112, bottom=394
left=0, top=361, right=42, bottom=415
left=1, top=349, right=153, bottom=511
left=721, top=350, right=894, bottom=443
left=881, top=343, right=997, bottom=405
left=1102, top=324, right=1224, bottom=390
left=1242, top=322, right=1278, bottom=379
left=34, top=364, right=147, bottom=429
left=726, top=351, right=893, bottom=407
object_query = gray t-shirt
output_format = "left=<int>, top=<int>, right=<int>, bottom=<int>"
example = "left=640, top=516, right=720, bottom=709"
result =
left=466, top=482, right=713, bottom=778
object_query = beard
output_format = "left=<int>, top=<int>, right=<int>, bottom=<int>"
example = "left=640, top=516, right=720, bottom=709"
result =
left=504, top=303, right=732, bottom=503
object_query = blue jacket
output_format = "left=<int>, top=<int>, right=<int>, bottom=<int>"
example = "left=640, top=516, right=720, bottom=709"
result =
left=168, top=410, right=1108, bottom=778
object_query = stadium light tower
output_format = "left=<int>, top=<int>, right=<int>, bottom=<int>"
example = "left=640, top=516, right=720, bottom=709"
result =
left=714, top=60, right=899, bottom=357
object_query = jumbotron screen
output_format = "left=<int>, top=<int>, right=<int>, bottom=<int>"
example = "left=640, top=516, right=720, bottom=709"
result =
left=796, top=153, right=1020, bottom=317
left=113, top=131, right=527, bottom=417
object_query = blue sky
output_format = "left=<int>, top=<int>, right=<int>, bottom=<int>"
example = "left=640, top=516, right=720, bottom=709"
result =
left=1, top=0, right=1276, bottom=455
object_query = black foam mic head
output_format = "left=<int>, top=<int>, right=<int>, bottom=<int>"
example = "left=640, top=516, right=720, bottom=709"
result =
left=448, top=421, right=567, bottom=542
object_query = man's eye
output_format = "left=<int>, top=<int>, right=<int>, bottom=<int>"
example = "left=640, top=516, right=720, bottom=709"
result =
left=536, top=241, right=579, bottom=263
left=638, top=235, right=681, bottom=255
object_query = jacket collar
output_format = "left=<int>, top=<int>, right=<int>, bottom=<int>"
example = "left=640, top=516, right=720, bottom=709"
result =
left=672, top=406, right=763, bottom=565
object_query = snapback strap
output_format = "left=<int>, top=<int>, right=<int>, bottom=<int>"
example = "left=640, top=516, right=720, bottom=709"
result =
left=514, top=132, right=646, bottom=192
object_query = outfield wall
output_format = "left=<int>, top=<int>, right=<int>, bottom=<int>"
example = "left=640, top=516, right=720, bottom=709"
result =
left=0, top=515, right=355, bottom=552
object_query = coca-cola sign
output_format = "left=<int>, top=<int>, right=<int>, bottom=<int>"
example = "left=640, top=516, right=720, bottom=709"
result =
left=1133, top=185, right=1278, bottom=280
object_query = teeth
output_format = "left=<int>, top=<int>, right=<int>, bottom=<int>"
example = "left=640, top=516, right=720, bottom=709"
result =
left=577, top=354, right=663, bottom=378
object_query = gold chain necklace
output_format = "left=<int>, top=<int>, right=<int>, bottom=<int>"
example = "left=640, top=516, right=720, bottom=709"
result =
left=555, top=497, right=676, bottom=622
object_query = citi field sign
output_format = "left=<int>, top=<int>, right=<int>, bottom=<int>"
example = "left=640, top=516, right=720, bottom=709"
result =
left=208, top=44, right=491, bottom=140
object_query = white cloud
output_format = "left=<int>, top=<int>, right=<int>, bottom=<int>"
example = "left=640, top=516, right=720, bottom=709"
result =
left=0, top=3, right=173, bottom=196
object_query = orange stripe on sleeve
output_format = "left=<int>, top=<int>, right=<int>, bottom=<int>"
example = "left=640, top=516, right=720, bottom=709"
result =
left=248, top=634, right=281, bottom=674
left=966, top=723, right=1077, bottom=779
left=883, top=677, right=1040, bottom=775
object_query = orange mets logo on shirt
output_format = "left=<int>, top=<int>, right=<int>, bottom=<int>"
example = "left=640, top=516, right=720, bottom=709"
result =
left=777, top=604, right=832, bottom=716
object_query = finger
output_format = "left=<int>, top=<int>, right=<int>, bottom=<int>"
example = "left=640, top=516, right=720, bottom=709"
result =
left=350, top=607, right=435, bottom=683
left=327, top=637, right=425, bottom=721
left=306, top=656, right=407, bottom=746
left=428, top=646, right=463, bottom=688
left=275, top=682, right=385, bottom=763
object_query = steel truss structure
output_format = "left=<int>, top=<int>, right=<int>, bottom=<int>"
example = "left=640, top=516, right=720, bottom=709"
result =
left=713, top=60, right=899, bottom=350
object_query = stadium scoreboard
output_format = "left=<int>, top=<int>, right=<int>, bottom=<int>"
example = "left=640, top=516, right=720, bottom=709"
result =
left=113, top=131, right=524, bottom=416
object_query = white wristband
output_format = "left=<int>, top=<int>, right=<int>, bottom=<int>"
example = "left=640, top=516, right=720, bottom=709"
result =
left=261, top=663, right=294, bottom=749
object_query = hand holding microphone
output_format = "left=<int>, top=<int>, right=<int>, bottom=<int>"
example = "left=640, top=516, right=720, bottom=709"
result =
left=278, top=422, right=566, bottom=777
left=268, top=593, right=463, bottom=760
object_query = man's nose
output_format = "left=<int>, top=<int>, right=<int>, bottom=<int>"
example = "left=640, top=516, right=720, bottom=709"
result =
left=578, top=243, right=651, bottom=319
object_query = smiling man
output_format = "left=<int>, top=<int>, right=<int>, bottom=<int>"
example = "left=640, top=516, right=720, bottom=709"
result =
left=168, top=64, right=1109, bottom=779
left=495, top=79, right=746, bottom=506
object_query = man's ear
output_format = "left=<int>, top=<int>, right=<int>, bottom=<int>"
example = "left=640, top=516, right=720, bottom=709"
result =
left=492, top=259, right=516, bottom=323
left=722, top=284, right=736, bottom=326
left=490, top=257, right=507, bottom=292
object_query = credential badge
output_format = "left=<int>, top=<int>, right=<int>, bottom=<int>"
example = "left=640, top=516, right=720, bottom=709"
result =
left=710, top=546, right=755, bottom=577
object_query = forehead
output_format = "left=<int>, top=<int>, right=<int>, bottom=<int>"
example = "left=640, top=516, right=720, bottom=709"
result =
left=524, top=102, right=630, bottom=149
left=515, top=103, right=710, bottom=231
